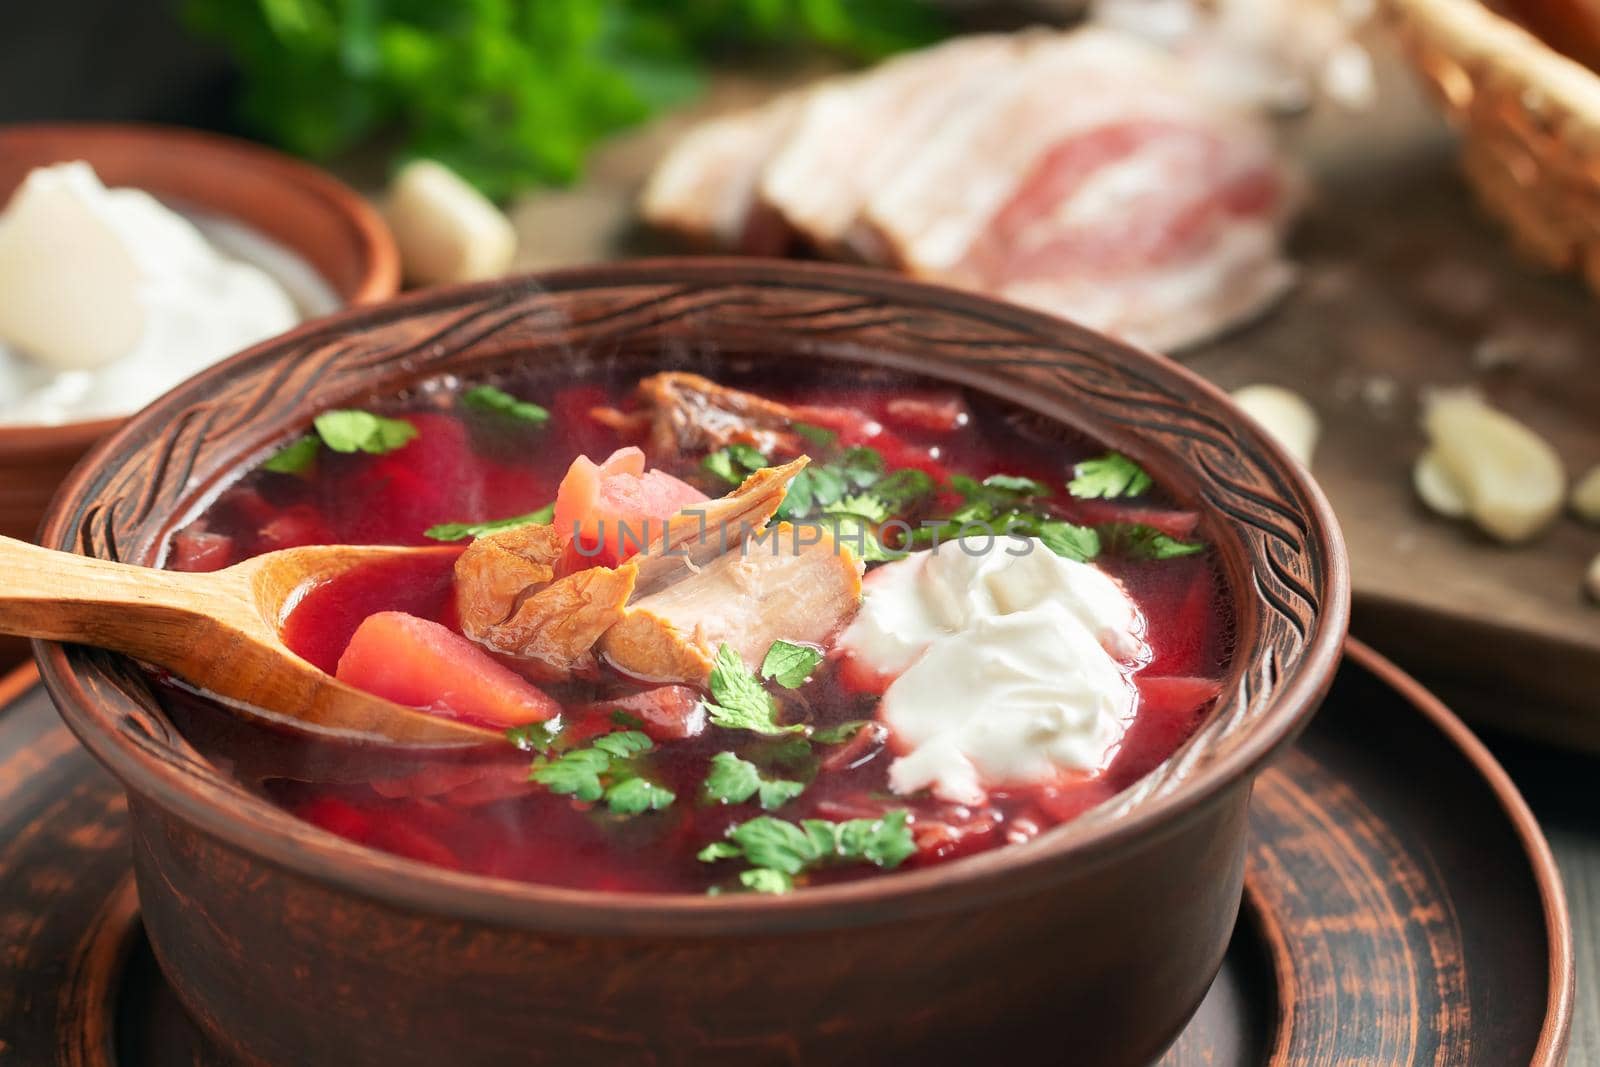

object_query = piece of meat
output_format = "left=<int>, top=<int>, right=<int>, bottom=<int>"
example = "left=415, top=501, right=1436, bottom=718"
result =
left=453, top=517, right=638, bottom=672
left=454, top=521, right=566, bottom=639
left=639, top=94, right=806, bottom=255
left=552, top=446, right=709, bottom=566
left=757, top=33, right=1030, bottom=260
left=861, top=29, right=1296, bottom=351
left=599, top=522, right=865, bottom=685
left=631, top=457, right=807, bottom=597
left=470, top=562, right=640, bottom=673
left=633, top=371, right=810, bottom=460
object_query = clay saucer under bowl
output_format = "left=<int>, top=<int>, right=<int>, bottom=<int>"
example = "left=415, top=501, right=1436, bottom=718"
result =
left=34, top=260, right=1349, bottom=1067
left=0, top=122, right=401, bottom=546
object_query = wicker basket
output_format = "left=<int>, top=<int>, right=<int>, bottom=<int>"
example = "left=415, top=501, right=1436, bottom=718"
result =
left=1387, top=0, right=1600, bottom=292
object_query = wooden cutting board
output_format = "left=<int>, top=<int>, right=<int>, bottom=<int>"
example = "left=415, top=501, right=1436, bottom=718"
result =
left=493, top=41, right=1600, bottom=749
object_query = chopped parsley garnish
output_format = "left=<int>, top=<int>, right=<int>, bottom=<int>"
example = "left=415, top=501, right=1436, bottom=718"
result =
left=703, top=752, right=806, bottom=811
left=463, top=385, right=549, bottom=426
left=528, top=728, right=676, bottom=815
left=1035, top=520, right=1102, bottom=563
left=702, top=443, right=769, bottom=485
left=1100, top=523, right=1206, bottom=560
left=826, top=492, right=891, bottom=524
left=792, top=422, right=837, bottom=447
left=836, top=446, right=886, bottom=488
left=703, top=644, right=805, bottom=735
left=1068, top=452, right=1153, bottom=499
left=262, top=434, right=321, bottom=474
left=760, top=640, right=823, bottom=689
left=610, top=709, right=646, bottom=730
left=313, top=410, right=419, bottom=455
left=811, top=720, right=869, bottom=745
left=505, top=719, right=562, bottom=753
left=423, top=503, right=555, bottom=542
left=697, top=811, right=916, bottom=894
left=868, top=468, right=936, bottom=511
left=260, top=409, right=417, bottom=472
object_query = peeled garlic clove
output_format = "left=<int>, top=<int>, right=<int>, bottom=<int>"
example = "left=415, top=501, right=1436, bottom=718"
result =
left=1572, top=465, right=1600, bottom=524
left=1422, top=391, right=1565, bottom=543
left=386, top=160, right=516, bottom=287
left=1231, top=384, right=1320, bottom=467
left=1588, top=554, right=1600, bottom=603
left=1413, top=448, right=1469, bottom=518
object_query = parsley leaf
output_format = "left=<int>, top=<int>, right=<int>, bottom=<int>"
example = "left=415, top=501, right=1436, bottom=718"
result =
left=792, top=422, right=837, bottom=447
left=703, top=645, right=804, bottom=735
left=826, top=493, right=891, bottom=524
left=610, top=710, right=646, bottom=730
left=423, top=503, right=555, bottom=542
left=981, top=473, right=1052, bottom=497
left=837, top=447, right=885, bottom=489
left=313, top=410, right=418, bottom=455
left=505, top=720, right=562, bottom=754
left=698, top=811, right=917, bottom=893
left=869, top=468, right=936, bottom=511
left=703, top=752, right=806, bottom=811
left=739, top=868, right=793, bottom=894
left=463, top=385, right=549, bottom=426
left=527, top=728, right=674, bottom=815
left=604, top=777, right=676, bottom=815
left=812, top=720, right=870, bottom=745
left=262, top=434, right=321, bottom=474
left=703, top=443, right=769, bottom=486
left=825, top=513, right=896, bottom=562
left=1100, top=523, right=1206, bottom=560
left=760, top=640, right=824, bottom=689
left=1068, top=452, right=1153, bottom=499
left=1036, top=520, right=1102, bottom=563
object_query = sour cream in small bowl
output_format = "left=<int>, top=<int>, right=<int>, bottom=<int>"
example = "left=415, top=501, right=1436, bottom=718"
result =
left=0, top=123, right=398, bottom=550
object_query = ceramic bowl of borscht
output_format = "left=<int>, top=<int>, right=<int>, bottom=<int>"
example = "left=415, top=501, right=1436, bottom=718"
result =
left=35, top=259, right=1348, bottom=1067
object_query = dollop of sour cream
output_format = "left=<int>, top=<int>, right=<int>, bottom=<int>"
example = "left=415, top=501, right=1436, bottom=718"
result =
left=0, top=162, right=304, bottom=425
left=837, top=537, right=1150, bottom=805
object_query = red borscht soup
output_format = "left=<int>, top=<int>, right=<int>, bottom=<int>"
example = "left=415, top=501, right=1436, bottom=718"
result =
left=164, top=362, right=1232, bottom=895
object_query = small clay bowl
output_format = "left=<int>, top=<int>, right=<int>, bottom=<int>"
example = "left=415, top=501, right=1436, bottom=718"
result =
left=0, top=122, right=400, bottom=548
left=36, top=260, right=1349, bottom=1067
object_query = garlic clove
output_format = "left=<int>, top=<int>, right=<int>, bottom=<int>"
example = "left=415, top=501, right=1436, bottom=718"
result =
left=385, top=160, right=517, bottom=287
left=1421, top=391, right=1565, bottom=544
left=1587, top=553, right=1600, bottom=604
left=1413, top=448, right=1469, bottom=518
left=1231, top=384, right=1320, bottom=467
left=1571, top=465, right=1600, bottom=525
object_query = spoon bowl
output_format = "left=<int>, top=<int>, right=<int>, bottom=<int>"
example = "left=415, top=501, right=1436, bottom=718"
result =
left=0, top=535, right=497, bottom=746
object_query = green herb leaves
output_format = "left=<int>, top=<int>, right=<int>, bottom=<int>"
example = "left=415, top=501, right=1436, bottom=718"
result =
left=314, top=410, right=419, bottom=455
left=698, top=811, right=916, bottom=893
left=260, top=410, right=417, bottom=474
left=1069, top=452, right=1152, bottom=499
left=702, top=443, right=769, bottom=485
left=703, top=645, right=804, bottom=735
left=703, top=752, right=806, bottom=811
left=261, top=434, right=321, bottom=474
left=760, top=640, right=823, bottom=689
left=527, top=728, right=676, bottom=816
left=464, top=385, right=549, bottom=426
left=424, top=503, right=555, bottom=542
left=1099, top=523, right=1206, bottom=560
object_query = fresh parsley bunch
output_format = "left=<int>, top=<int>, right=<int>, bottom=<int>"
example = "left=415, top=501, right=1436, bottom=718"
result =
left=184, top=0, right=944, bottom=200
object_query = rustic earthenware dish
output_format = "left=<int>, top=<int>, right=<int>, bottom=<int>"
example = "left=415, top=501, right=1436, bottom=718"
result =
left=0, top=122, right=400, bottom=547
left=36, top=260, right=1349, bottom=1067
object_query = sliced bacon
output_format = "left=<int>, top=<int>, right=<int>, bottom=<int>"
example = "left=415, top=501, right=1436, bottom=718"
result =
left=639, top=94, right=805, bottom=254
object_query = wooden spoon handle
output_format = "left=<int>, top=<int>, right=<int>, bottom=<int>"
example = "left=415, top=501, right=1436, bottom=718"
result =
left=0, top=535, right=238, bottom=663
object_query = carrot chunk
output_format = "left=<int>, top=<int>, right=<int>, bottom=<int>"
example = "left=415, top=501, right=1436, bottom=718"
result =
left=336, top=611, right=560, bottom=727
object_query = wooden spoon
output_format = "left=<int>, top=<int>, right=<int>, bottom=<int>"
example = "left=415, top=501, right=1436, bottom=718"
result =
left=0, top=535, right=500, bottom=746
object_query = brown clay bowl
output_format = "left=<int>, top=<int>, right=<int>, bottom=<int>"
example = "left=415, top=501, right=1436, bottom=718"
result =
left=0, top=122, right=400, bottom=549
left=35, top=260, right=1349, bottom=1067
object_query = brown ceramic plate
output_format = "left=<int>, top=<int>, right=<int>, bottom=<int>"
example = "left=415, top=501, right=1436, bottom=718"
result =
left=0, top=640, right=1570, bottom=1064
left=0, top=123, right=400, bottom=547
left=33, top=260, right=1345, bottom=1066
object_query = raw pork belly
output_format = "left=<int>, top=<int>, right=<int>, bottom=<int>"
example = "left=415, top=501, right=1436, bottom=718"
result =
left=862, top=30, right=1295, bottom=351
left=639, top=94, right=804, bottom=255
left=757, top=33, right=1033, bottom=261
left=640, top=28, right=1298, bottom=351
